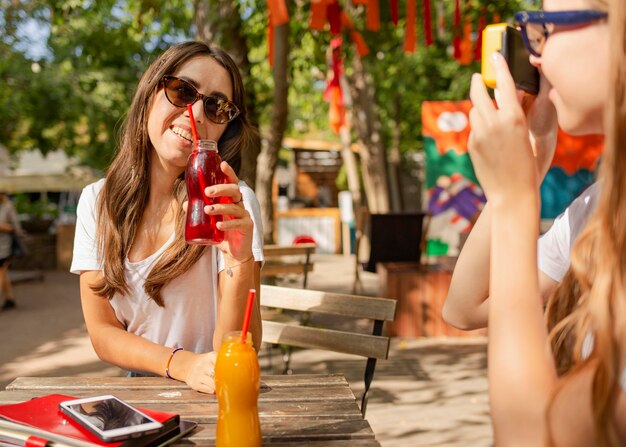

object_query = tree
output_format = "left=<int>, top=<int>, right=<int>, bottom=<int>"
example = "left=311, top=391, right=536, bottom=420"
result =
left=193, top=0, right=262, bottom=188
left=255, top=21, right=290, bottom=243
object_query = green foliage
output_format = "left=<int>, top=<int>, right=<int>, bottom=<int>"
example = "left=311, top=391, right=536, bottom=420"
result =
left=1, top=0, right=537, bottom=171
left=340, top=0, right=529, bottom=157
left=13, top=193, right=59, bottom=219
left=1, top=0, right=193, bottom=170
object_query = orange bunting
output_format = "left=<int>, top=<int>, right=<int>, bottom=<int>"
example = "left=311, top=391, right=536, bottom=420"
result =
left=310, top=0, right=328, bottom=30
left=366, top=0, right=380, bottom=31
left=267, top=17, right=274, bottom=66
left=453, top=0, right=461, bottom=59
left=327, top=85, right=346, bottom=134
left=459, top=21, right=473, bottom=64
left=267, top=0, right=289, bottom=26
left=350, top=31, right=369, bottom=57
left=340, top=12, right=369, bottom=57
left=340, top=11, right=354, bottom=29
left=404, top=0, right=417, bottom=53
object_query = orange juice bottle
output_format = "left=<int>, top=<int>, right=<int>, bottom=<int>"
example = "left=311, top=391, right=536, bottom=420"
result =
left=215, top=331, right=261, bottom=447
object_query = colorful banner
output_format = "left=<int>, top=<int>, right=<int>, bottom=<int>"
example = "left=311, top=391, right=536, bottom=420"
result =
left=422, top=100, right=604, bottom=257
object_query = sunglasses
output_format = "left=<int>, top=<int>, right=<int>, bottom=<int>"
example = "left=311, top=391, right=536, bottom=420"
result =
left=160, top=75, right=240, bottom=125
left=514, top=10, right=608, bottom=57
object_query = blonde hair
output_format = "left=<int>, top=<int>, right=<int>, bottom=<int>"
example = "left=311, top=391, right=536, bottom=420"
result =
left=546, top=0, right=625, bottom=445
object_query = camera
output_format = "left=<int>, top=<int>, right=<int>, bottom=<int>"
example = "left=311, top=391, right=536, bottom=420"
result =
left=481, top=24, right=539, bottom=95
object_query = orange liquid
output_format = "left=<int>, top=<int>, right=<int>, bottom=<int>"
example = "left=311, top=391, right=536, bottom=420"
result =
left=215, top=332, right=261, bottom=447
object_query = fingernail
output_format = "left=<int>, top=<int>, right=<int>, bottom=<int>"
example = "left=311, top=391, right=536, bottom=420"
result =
left=206, top=188, right=216, bottom=196
left=205, top=205, right=214, bottom=213
left=491, top=52, right=501, bottom=65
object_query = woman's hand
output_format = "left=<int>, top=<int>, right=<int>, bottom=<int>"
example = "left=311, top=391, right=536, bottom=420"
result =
left=184, top=351, right=217, bottom=393
left=205, top=161, right=254, bottom=263
left=468, top=53, right=539, bottom=205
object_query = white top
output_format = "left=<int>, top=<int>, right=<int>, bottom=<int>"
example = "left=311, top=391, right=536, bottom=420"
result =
left=537, top=182, right=626, bottom=389
left=538, top=182, right=600, bottom=282
left=70, top=178, right=264, bottom=354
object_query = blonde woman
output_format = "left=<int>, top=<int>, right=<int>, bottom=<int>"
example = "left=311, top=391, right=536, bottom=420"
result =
left=452, top=0, right=625, bottom=444
left=71, top=42, right=263, bottom=393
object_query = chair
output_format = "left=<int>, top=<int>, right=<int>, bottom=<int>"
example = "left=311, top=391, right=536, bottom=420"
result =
left=260, top=284, right=397, bottom=416
left=261, top=243, right=316, bottom=288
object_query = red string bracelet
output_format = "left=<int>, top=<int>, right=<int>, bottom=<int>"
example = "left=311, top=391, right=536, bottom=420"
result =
left=165, top=347, right=183, bottom=379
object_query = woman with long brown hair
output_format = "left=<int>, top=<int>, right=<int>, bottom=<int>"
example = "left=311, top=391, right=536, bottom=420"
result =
left=448, top=0, right=626, bottom=444
left=71, top=41, right=263, bottom=393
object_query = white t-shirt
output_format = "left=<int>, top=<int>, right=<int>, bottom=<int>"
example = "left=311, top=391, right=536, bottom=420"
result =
left=70, top=178, right=264, bottom=354
left=538, top=182, right=600, bottom=282
left=537, top=182, right=626, bottom=389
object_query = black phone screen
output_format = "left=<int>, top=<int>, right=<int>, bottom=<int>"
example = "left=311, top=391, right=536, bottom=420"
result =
left=65, top=397, right=151, bottom=430
left=502, top=27, right=539, bottom=95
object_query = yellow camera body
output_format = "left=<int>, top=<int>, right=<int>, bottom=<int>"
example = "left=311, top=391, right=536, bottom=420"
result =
left=481, top=23, right=507, bottom=89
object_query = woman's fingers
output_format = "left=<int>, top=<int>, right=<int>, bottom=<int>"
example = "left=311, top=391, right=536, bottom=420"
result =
left=220, top=161, right=239, bottom=184
left=491, top=52, right=519, bottom=110
left=469, top=74, right=496, bottom=123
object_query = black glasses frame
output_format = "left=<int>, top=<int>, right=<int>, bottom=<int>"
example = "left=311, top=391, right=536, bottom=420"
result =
left=160, top=75, right=240, bottom=125
left=515, top=10, right=608, bottom=57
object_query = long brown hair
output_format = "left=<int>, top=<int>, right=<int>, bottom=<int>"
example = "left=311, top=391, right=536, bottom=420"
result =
left=91, top=41, right=258, bottom=306
left=545, top=0, right=625, bottom=444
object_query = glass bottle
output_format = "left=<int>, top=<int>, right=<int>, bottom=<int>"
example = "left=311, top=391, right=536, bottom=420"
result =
left=185, top=139, right=224, bottom=244
left=215, top=331, right=261, bottom=447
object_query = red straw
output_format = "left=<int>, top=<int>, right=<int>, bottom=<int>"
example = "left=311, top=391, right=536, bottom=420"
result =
left=240, top=289, right=256, bottom=344
left=187, top=104, right=199, bottom=145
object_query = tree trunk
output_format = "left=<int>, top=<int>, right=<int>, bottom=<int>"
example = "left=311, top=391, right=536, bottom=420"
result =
left=256, top=23, right=290, bottom=244
left=194, top=0, right=261, bottom=188
left=337, top=73, right=362, bottom=219
left=388, top=95, right=403, bottom=212
left=348, top=55, right=391, bottom=214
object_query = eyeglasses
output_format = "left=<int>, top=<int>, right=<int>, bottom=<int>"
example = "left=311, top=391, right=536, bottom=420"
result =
left=160, top=75, right=240, bottom=125
left=514, top=10, right=608, bottom=57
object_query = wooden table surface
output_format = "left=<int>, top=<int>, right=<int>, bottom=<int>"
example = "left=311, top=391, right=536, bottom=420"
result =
left=0, top=374, right=381, bottom=447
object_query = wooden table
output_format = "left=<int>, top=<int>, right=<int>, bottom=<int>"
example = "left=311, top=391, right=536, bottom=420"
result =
left=0, top=374, right=381, bottom=447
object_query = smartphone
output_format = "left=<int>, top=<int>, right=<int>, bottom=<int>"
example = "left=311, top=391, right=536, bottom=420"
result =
left=58, top=395, right=164, bottom=442
left=481, top=23, right=539, bottom=95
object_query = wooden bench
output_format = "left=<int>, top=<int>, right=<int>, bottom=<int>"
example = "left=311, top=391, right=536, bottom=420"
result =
left=260, top=284, right=397, bottom=416
left=261, top=243, right=316, bottom=288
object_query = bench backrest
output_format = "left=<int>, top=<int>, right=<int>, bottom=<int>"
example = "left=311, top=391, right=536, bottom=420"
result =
left=262, top=243, right=316, bottom=288
left=260, top=284, right=397, bottom=416
left=263, top=243, right=317, bottom=257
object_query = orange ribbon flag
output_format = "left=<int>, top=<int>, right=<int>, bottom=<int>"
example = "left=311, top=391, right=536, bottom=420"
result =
left=310, top=0, right=328, bottom=30
left=267, top=0, right=288, bottom=25
left=404, top=0, right=417, bottom=53
left=266, top=0, right=288, bottom=66
left=366, top=0, right=380, bottom=31
left=341, top=12, right=370, bottom=57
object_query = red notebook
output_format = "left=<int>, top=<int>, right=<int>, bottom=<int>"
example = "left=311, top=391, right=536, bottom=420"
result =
left=0, top=394, right=180, bottom=447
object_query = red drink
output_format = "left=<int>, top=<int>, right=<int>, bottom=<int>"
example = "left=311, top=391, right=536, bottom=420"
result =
left=185, top=139, right=225, bottom=245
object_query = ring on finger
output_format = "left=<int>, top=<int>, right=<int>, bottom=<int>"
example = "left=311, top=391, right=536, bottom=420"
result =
left=209, top=368, right=215, bottom=378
